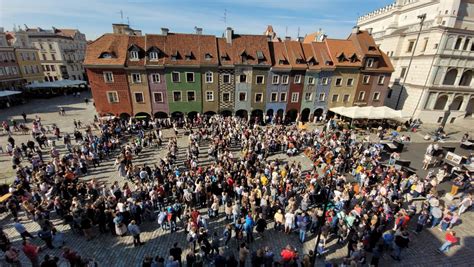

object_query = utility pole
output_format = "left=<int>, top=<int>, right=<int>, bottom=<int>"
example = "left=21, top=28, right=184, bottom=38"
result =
left=395, top=13, right=426, bottom=110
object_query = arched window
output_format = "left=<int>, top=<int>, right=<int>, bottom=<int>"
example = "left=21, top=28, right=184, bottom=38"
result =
left=454, top=37, right=463, bottom=50
left=433, top=95, right=448, bottom=110
left=459, top=70, right=472, bottom=86
left=450, top=96, right=464, bottom=110
left=443, top=68, right=458, bottom=85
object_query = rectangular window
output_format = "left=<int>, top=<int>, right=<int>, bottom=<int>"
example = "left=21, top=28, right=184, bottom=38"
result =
left=321, top=77, right=329, bottom=85
left=308, top=77, right=315, bottom=84
left=343, top=94, right=350, bottom=102
left=305, top=92, right=313, bottom=101
left=294, top=75, right=302, bottom=84
left=187, top=91, right=196, bottom=101
left=280, top=92, right=287, bottom=102
left=239, top=92, right=247, bottom=101
left=134, top=92, right=144, bottom=103
left=281, top=75, right=289, bottom=84
left=331, top=94, right=339, bottom=102
left=132, top=73, right=141, bottom=83
left=173, top=91, right=182, bottom=102
left=272, top=75, right=279, bottom=84
left=205, top=72, right=213, bottom=83
left=319, top=93, right=325, bottom=101
left=387, top=88, right=393, bottom=98
left=400, top=67, right=407, bottom=78
left=347, top=78, right=354, bottom=86
left=335, top=78, right=343, bottom=86
left=186, top=72, right=195, bottom=83
left=373, top=92, right=381, bottom=101
left=421, top=38, right=429, bottom=52
left=366, top=58, right=374, bottom=68
left=206, top=91, right=214, bottom=101
left=270, top=92, right=278, bottom=102
left=363, top=75, right=370, bottom=84
left=222, top=92, right=230, bottom=103
left=223, top=74, right=231, bottom=84
left=407, top=40, right=415, bottom=52
left=291, top=92, right=299, bottom=103
left=255, top=93, right=263, bottom=102
left=151, top=73, right=160, bottom=83
left=103, top=71, right=114, bottom=83
left=239, top=74, right=247, bottom=83
left=107, top=91, right=119, bottom=103
left=153, top=92, right=163, bottom=103
left=358, top=91, right=365, bottom=101
left=172, top=72, right=180, bottom=82
left=149, top=52, right=158, bottom=60
left=51, top=54, right=56, bottom=61
left=256, top=75, right=264, bottom=84
left=129, top=51, right=139, bottom=60
left=377, top=75, right=385, bottom=85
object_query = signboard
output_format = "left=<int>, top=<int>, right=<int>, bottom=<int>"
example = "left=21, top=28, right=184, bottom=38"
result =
left=445, top=152, right=463, bottom=165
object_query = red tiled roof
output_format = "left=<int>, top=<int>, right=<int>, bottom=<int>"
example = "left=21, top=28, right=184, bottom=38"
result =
left=144, top=34, right=166, bottom=66
left=126, top=35, right=146, bottom=67
left=284, top=41, right=306, bottom=69
left=217, top=34, right=270, bottom=66
left=163, top=33, right=218, bottom=66
left=269, top=41, right=290, bottom=70
left=84, top=34, right=129, bottom=66
left=325, top=39, right=362, bottom=68
left=348, top=30, right=394, bottom=72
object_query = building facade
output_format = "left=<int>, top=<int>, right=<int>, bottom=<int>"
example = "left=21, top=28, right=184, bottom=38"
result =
left=6, top=30, right=43, bottom=84
left=0, top=28, right=22, bottom=90
left=357, top=0, right=474, bottom=123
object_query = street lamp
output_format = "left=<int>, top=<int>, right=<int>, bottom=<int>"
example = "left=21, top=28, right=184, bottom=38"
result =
left=394, top=13, right=426, bottom=110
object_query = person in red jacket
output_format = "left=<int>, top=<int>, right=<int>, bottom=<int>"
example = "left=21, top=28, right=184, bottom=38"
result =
left=439, top=230, right=458, bottom=253
left=280, top=245, right=297, bottom=263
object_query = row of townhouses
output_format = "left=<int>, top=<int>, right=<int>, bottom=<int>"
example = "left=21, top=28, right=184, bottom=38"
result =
left=85, top=24, right=394, bottom=121
left=0, top=26, right=86, bottom=90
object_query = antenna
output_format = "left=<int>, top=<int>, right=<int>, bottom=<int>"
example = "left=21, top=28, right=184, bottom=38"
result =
left=285, top=26, right=288, bottom=36
left=118, top=10, right=124, bottom=23
left=297, top=27, right=300, bottom=38
left=221, top=9, right=228, bottom=28
left=127, top=16, right=130, bottom=26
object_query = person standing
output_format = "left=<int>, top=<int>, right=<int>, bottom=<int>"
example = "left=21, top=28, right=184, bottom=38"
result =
left=255, top=214, right=267, bottom=239
left=5, top=246, right=21, bottom=266
left=239, top=243, right=249, bottom=267
left=391, top=231, right=409, bottom=261
left=23, top=240, right=41, bottom=267
left=128, top=220, right=143, bottom=247
left=169, top=243, right=182, bottom=267
left=22, top=112, right=27, bottom=123
left=458, top=194, right=472, bottom=215
left=14, top=219, right=35, bottom=240
left=38, top=226, right=54, bottom=249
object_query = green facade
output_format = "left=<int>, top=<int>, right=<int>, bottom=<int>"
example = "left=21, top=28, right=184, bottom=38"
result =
left=165, top=68, right=203, bottom=114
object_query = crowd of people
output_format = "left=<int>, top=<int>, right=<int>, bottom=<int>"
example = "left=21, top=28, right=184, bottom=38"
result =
left=0, top=112, right=472, bottom=267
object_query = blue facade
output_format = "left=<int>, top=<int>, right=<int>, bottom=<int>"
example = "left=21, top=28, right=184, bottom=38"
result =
left=313, top=71, right=333, bottom=119
left=265, top=70, right=289, bottom=117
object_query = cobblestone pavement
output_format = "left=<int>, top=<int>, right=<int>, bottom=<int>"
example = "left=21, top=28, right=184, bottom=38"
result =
left=0, top=92, right=473, bottom=266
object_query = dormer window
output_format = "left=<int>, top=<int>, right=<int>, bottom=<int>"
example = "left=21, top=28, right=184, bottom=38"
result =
left=279, top=58, right=288, bottom=65
left=149, top=51, right=159, bottom=61
left=171, top=51, right=179, bottom=61
left=366, top=58, right=374, bottom=67
left=368, top=46, right=377, bottom=51
left=307, top=57, right=317, bottom=66
left=205, top=53, right=212, bottom=60
left=185, top=52, right=194, bottom=61
left=325, top=60, right=333, bottom=66
left=240, top=51, right=248, bottom=63
left=129, top=51, right=139, bottom=60
left=337, top=53, right=347, bottom=62
left=296, top=58, right=305, bottom=64
left=99, top=52, right=114, bottom=59
left=350, top=53, right=359, bottom=63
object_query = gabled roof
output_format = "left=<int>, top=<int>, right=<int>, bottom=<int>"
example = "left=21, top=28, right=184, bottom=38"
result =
left=145, top=34, right=166, bottom=65
left=126, top=35, right=146, bottom=67
left=163, top=33, right=218, bottom=66
left=325, top=39, right=362, bottom=68
left=217, top=34, right=270, bottom=67
left=84, top=34, right=129, bottom=66
left=284, top=41, right=307, bottom=69
left=304, top=42, right=335, bottom=71
left=348, top=30, right=394, bottom=72
left=269, top=41, right=290, bottom=70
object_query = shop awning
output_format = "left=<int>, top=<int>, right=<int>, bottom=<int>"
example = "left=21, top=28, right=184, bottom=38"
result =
left=330, top=106, right=408, bottom=120
left=0, top=90, right=22, bottom=97
left=25, top=80, right=87, bottom=89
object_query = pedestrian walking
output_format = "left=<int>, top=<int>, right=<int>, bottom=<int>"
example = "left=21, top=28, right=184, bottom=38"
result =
left=128, top=220, right=143, bottom=247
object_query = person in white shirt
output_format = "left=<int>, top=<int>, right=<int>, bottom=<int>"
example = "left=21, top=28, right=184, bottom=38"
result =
left=284, top=211, right=295, bottom=234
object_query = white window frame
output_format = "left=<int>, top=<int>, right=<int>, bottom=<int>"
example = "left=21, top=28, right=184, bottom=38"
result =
left=129, top=50, right=139, bottom=60
left=373, top=92, right=381, bottom=101
left=366, top=58, right=374, bottom=68
left=347, top=78, right=354, bottom=86
left=187, top=90, right=196, bottom=102
left=272, top=75, right=280, bottom=84
left=270, top=92, right=277, bottom=102
left=107, top=91, right=119, bottom=103
left=103, top=71, right=114, bottom=83
left=255, top=93, right=263, bottom=103
left=186, top=72, right=195, bottom=83
left=172, top=91, right=182, bottom=102
left=294, top=75, right=302, bottom=84
left=335, top=77, right=343, bottom=86
left=239, top=74, right=247, bottom=83
left=151, top=73, right=160, bottom=83
left=377, top=75, right=385, bottom=85
left=222, top=73, right=231, bottom=84
left=305, top=92, right=313, bottom=102
left=134, top=92, right=144, bottom=103
left=318, top=93, right=325, bottom=102
left=205, top=72, right=213, bottom=83
left=149, top=51, right=158, bottom=61
left=308, top=77, right=315, bottom=85
left=343, top=94, right=350, bottom=102
left=291, top=92, right=299, bottom=103
left=281, top=75, right=289, bottom=84
left=153, top=92, right=163, bottom=103
left=238, top=92, right=247, bottom=102
left=172, top=71, right=180, bottom=83
left=222, top=92, right=231, bottom=103
left=206, top=91, right=214, bottom=101
left=256, top=75, right=265, bottom=85
left=363, top=75, right=370, bottom=84
left=358, top=91, right=365, bottom=101
left=321, top=77, right=329, bottom=85
left=280, top=92, right=287, bottom=102
left=331, top=94, right=339, bottom=103
left=131, top=73, right=141, bottom=83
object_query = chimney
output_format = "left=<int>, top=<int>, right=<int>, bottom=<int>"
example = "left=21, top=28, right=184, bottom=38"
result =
left=195, top=27, right=203, bottom=35
left=225, top=27, right=233, bottom=44
left=0, top=27, right=4, bottom=33
left=285, top=36, right=291, bottom=41
left=161, top=28, right=169, bottom=36
left=367, top=28, right=373, bottom=35
left=352, top=26, right=360, bottom=34
left=297, top=37, right=304, bottom=42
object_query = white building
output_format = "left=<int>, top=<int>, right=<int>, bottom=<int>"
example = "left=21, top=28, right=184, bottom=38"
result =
left=357, top=0, right=474, bottom=124
left=25, top=27, right=87, bottom=81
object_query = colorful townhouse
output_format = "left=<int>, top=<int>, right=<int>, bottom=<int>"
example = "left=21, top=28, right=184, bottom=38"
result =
left=266, top=41, right=290, bottom=119
left=85, top=24, right=393, bottom=121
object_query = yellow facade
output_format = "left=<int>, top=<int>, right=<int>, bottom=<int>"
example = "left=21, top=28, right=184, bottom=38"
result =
left=15, top=48, right=43, bottom=83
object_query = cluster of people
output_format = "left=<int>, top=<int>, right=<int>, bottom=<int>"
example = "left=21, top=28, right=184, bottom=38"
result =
left=0, top=112, right=471, bottom=267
